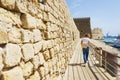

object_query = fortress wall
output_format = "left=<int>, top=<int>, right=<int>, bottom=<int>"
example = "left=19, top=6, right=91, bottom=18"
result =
left=0, top=0, right=79, bottom=80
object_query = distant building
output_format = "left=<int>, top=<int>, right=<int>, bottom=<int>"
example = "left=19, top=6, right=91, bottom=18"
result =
left=92, top=28, right=103, bottom=40
left=74, top=17, right=92, bottom=38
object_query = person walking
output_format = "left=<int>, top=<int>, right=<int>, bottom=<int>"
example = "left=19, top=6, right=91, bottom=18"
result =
left=81, top=33, right=90, bottom=66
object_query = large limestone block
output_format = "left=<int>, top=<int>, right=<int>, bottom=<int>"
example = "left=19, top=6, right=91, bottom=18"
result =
left=38, top=52, right=45, bottom=65
left=33, top=29, right=42, bottom=42
left=53, top=45, right=60, bottom=54
left=49, top=48, right=55, bottom=58
left=0, top=0, right=15, bottom=10
left=46, top=23, right=59, bottom=32
left=0, top=8, right=21, bottom=25
left=32, top=52, right=46, bottom=69
left=44, top=4, right=51, bottom=12
left=0, top=48, right=4, bottom=70
left=1, top=67, right=24, bottom=80
left=44, top=62, right=50, bottom=75
left=21, top=43, right=34, bottom=61
left=44, top=31, right=51, bottom=39
left=38, top=66, right=45, bottom=78
left=4, top=43, right=22, bottom=67
left=43, top=12, right=49, bottom=21
left=42, top=40, right=48, bottom=51
left=8, top=27, right=21, bottom=43
left=15, top=0, right=28, bottom=13
left=32, top=55, right=40, bottom=69
left=21, top=29, right=33, bottom=43
left=27, top=2, right=38, bottom=16
left=21, top=13, right=36, bottom=29
left=33, top=41, right=42, bottom=54
left=39, top=3, right=44, bottom=11
left=22, top=62, right=33, bottom=77
left=0, top=29, right=8, bottom=44
left=47, top=40, right=53, bottom=49
left=11, top=12, right=22, bottom=25
left=36, top=19, right=46, bottom=30
left=26, top=71, right=40, bottom=80
left=0, top=22, right=12, bottom=33
left=48, top=13, right=56, bottom=23
left=42, top=50, right=50, bottom=61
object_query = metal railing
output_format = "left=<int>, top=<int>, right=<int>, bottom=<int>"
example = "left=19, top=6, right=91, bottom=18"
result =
left=90, top=43, right=120, bottom=80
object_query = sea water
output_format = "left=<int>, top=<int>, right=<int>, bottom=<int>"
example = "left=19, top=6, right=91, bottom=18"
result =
left=103, top=37, right=120, bottom=50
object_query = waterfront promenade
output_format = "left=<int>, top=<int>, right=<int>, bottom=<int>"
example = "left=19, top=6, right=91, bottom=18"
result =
left=61, top=39, right=119, bottom=80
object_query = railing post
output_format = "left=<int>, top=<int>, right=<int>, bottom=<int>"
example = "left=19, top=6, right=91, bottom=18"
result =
left=99, top=47, right=102, bottom=67
left=105, top=52, right=107, bottom=71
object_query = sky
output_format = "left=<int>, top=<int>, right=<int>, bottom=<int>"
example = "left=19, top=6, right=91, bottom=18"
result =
left=65, top=0, right=120, bottom=36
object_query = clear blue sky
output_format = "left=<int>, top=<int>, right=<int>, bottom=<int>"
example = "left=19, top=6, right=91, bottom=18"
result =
left=66, top=0, right=120, bottom=36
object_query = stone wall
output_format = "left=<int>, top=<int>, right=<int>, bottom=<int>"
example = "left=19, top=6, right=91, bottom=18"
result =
left=0, top=0, right=79, bottom=80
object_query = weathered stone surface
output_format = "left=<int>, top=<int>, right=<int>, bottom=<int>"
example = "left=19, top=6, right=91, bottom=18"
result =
left=36, top=19, right=46, bottom=30
left=27, top=2, right=38, bottom=16
left=46, top=23, right=59, bottom=32
left=47, top=40, right=53, bottom=49
left=8, top=27, right=21, bottom=43
left=44, top=31, right=51, bottom=39
left=38, top=52, right=45, bottom=65
left=0, top=29, right=8, bottom=44
left=33, top=29, right=42, bottom=42
left=49, top=48, right=55, bottom=58
left=0, top=22, right=12, bottom=33
left=44, top=62, right=49, bottom=75
left=39, top=3, right=44, bottom=11
left=0, top=48, right=4, bottom=70
left=1, top=67, right=24, bottom=80
left=33, top=41, right=42, bottom=54
left=48, top=13, right=56, bottom=23
left=43, top=12, right=49, bottom=22
left=21, top=29, right=33, bottom=43
left=0, top=8, right=21, bottom=25
left=21, top=13, right=36, bottom=29
left=42, top=40, right=48, bottom=51
left=0, top=0, right=15, bottom=10
left=15, top=0, right=28, bottom=13
left=12, top=13, right=22, bottom=25
left=42, top=50, right=50, bottom=61
left=21, top=44, right=34, bottom=61
left=22, top=62, right=33, bottom=77
left=26, top=71, right=40, bottom=80
left=4, top=43, right=22, bottom=67
left=32, top=55, right=40, bottom=69
left=38, top=66, right=45, bottom=78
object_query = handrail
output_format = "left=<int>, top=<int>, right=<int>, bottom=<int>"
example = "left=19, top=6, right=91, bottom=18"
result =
left=90, top=42, right=120, bottom=58
left=102, top=49, right=120, bottom=58
left=89, top=42, right=120, bottom=80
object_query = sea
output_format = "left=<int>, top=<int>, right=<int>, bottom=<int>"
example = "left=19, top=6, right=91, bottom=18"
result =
left=103, top=36, right=120, bottom=51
